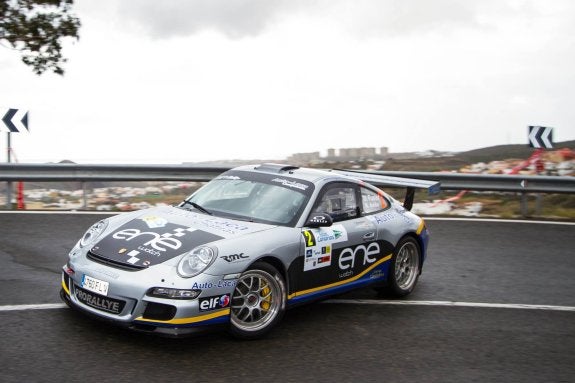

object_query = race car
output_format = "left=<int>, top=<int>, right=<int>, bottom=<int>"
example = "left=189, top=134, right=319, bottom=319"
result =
left=60, top=164, right=439, bottom=339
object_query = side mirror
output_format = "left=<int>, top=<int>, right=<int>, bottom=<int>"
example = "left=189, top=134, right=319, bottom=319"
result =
left=304, top=213, right=333, bottom=228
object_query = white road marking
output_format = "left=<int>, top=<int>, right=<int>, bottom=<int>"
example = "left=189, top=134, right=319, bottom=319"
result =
left=323, top=299, right=575, bottom=312
left=424, top=217, right=575, bottom=226
left=2, top=300, right=575, bottom=313
left=0, top=211, right=116, bottom=215
left=0, top=303, right=67, bottom=312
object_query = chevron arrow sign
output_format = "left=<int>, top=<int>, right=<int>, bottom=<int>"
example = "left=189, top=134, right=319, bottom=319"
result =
left=1, top=108, right=29, bottom=133
left=528, top=126, right=553, bottom=149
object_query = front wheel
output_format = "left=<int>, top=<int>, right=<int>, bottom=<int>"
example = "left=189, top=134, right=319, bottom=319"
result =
left=229, top=262, right=286, bottom=339
left=377, top=236, right=421, bottom=297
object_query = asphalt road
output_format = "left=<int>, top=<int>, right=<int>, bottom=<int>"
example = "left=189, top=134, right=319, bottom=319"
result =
left=1, top=213, right=574, bottom=383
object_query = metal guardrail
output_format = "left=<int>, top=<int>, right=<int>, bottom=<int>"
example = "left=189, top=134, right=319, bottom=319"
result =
left=342, top=169, right=575, bottom=194
left=1, top=163, right=575, bottom=192
left=1, top=163, right=574, bottom=214
left=0, top=163, right=230, bottom=182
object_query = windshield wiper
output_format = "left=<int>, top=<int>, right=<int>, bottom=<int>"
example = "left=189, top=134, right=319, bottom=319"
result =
left=182, top=200, right=213, bottom=215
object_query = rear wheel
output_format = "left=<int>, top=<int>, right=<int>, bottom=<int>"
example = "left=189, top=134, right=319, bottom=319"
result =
left=229, top=262, right=286, bottom=339
left=377, top=236, right=421, bottom=297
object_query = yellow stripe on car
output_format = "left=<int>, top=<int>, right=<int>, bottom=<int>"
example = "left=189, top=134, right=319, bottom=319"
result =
left=61, top=277, right=70, bottom=296
left=416, top=219, right=426, bottom=235
left=135, top=308, right=230, bottom=325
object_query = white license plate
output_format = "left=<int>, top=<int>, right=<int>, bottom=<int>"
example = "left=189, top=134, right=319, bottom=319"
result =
left=81, top=274, right=109, bottom=296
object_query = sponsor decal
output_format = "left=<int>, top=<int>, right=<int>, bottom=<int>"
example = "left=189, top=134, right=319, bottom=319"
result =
left=192, top=280, right=236, bottom=289
left=112, top=226, right=197, bottom=252
left=126, top=250, right=140, bottom=264
left=303, top=244, right=331, bottom=271
left=163, top=208, right=200, bottom=219
left=271, top=177, right=309, bottom=191
left=394, top=207, right=414, bottom=223
left=140, top=216, right=168, bottom=229
left=216, top=175, right=241, bottom=180
left=315, top=227, right=348, bottom=244
left=339, top=270, right=354, bottom=279
left=309, top=215, right=329, bottom=225
left=220, top=253, right=248, bottom=263
left=75, top=287, right=124, bottom=314
left=394, top=206, right=407, bottom=214
left=162, top=209, right=251, bottom=235
left=370, top=270, right=385, bottom=280
left=92, top=220, right=223, bottom=268
left=338, top=242, right=379, bottom=270
left=137, top=246, right=161, bottom=257
left=199, top=294, right=231, bottom=312
left=302, top=225, right=348, bottom=272
left=367, top=212, right=396, bottom=225
left=197, top=217, right=250, bottom=235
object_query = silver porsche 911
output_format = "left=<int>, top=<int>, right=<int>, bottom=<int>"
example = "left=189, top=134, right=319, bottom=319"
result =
left=60, top=164, right=439, bottom=339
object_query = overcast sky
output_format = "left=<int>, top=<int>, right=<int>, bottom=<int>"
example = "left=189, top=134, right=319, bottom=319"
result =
left=2, top=0, right=575, bottom=164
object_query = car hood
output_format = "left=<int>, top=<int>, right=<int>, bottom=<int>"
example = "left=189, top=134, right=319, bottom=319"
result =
left=89, top=206, right=275, bottom=269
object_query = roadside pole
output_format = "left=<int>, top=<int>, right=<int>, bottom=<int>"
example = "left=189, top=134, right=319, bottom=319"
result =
left=6, top=132, right=12, bottom=209
left=527, top=126, right=554, bottom=218
left=1, top=108, right=30, bottom=209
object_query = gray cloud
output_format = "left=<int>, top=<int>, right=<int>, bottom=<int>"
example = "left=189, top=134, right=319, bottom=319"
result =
left=117, top=0, right=305, bottom=39
left=111, top=0, right=575, bottom=41
left=110, top=0, right=492, bottom=39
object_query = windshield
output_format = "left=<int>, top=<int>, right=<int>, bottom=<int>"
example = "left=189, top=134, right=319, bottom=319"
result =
left=181, top=171, right=314, bottom=226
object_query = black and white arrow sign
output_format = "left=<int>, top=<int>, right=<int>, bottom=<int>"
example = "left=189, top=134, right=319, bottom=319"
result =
left=528, top=126, right=553, bottom=149
left=1, top=108, right=29, bottom=133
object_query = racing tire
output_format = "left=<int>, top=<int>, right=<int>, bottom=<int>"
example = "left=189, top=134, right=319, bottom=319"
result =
left=376, top=236, right=421, bottom=298
left=228, top=262, right=286, bottom=340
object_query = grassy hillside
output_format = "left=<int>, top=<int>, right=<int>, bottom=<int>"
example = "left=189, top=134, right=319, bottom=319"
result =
left=383, top=140, right=575, bottom=172
left=456, top=140, right=575, bottom=164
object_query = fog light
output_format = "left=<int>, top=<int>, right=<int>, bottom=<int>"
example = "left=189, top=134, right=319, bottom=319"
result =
left=147, top=287, right=201, bottom=300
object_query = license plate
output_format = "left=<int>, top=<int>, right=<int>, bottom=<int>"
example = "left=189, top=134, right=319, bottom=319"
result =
left=81, top=274, right=109, bottom=296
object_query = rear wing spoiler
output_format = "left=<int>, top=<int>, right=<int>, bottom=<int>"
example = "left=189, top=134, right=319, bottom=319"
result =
left=332, top=169, right=441, bottom=211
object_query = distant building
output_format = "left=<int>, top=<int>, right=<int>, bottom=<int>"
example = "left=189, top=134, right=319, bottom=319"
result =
left=287, top=152, right=321, bottom=165
left=290, top=146, right=391, bottom=165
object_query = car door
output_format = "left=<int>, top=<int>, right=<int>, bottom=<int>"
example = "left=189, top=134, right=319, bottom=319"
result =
left=292, top=182, right=381, bottom=297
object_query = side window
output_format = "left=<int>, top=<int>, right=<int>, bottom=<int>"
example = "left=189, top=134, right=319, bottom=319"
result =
left=312, top=184, right=358, bottom=222
left=361, top=187, right=389, bottom=214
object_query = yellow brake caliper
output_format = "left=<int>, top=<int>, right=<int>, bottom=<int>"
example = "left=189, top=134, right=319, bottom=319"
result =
left=261, top=284, right=271, bottom=311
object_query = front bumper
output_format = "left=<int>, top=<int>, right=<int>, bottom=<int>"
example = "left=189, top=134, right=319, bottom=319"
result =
left=60, top=264, right=235, bottom=336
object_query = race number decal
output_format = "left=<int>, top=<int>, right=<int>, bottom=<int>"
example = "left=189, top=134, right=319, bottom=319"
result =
left=303, top=230, right=316, bottom=247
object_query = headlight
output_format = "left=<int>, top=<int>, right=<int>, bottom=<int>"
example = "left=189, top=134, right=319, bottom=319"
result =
left=146, top=287, right=201, bottom=300
left=79, top=220, right=109, bottom=248
left=177, top=246, right=216, bottom=278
